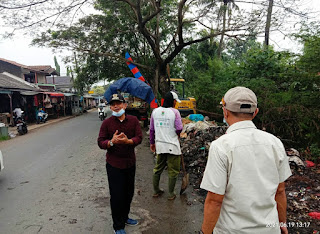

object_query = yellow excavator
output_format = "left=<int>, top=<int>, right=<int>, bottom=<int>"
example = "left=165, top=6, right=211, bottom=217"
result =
left=170, top=78, right=197, bottom=117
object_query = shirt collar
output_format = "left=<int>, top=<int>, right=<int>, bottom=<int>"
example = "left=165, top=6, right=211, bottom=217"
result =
left=226, top=120, right=257, bottom=134
left=112, top=114, right=128, bottom=122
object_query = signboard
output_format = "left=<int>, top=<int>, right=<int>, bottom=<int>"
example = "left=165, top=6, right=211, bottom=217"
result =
left=88, top=90, right=94, bottom=94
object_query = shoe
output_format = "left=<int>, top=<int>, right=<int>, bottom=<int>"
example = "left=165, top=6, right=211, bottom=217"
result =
left=167, top=194, right=176, bottom=200
left=114, top=229, right=126, bottom=234
left=152, top=189, right=164, bottom=197
left=125, top=218, right=139, bottom=226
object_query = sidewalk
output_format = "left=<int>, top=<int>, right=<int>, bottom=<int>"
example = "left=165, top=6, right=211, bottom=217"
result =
left=9, top=108, right=96, bottom=136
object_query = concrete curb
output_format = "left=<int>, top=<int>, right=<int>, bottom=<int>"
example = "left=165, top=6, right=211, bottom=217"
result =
left=8, top=108, right=96, bottom=137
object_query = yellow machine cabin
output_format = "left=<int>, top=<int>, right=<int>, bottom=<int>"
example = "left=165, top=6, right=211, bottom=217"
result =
left=170, top=78, right=197, bottom=117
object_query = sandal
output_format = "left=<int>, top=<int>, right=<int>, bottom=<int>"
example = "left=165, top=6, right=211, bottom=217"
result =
left=167, top=194, right=176, bottom=200
left=152, top=189, right=164, bottom=197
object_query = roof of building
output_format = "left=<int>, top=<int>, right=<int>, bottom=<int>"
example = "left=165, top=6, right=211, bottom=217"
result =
left=0, top=72, right=41, bottom=91
left=46, top=76, right=73, bottom=85
left=0, top=58, right=59, bottom=75
left=28, top=65, right=59, bottom=75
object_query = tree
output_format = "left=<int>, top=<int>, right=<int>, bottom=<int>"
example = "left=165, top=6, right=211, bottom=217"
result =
left=31, top=0, right=263, bottom=97
left=54, top=56, right=60, bottom=75
left=295, top=22, right=320, bottom=74
left=2, top=0, right=317, bottom=96
left=92, top=85, right=105, bottom=95
left=217, top=0, right=239, bottom=58
left=264, top=0, right=274, bottom=46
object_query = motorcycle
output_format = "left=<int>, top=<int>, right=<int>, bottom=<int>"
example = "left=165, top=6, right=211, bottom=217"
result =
left=98, top=105, right=106, bottom=121
left=37, top=109, right=48, bottom=124
left=16, top=111, right=28, bottom=135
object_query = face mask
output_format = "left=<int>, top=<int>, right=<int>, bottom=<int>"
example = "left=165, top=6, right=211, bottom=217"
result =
left=112, top=108, right=125, bottom=117
left=223, top=118, right=229, bottom=127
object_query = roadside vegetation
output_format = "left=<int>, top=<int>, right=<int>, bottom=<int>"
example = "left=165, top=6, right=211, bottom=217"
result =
left=0, top=136, right=10, bottom=141
left=180, top=26, right=320, bottom=161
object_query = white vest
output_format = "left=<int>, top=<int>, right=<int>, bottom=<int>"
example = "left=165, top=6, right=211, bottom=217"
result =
left=152, top=107, right=181, bottom=155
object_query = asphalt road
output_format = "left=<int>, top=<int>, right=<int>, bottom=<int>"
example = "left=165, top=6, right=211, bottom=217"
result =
left=0, top=111, right=204, bottom=234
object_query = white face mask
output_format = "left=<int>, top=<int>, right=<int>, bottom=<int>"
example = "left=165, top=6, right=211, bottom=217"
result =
left=112, top=108, right=125, bottom=117
left=223, top=118, right=229, bottom=126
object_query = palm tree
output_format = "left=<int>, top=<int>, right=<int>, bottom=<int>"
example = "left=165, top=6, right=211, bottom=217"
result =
left=217, top=0, right=239, bottom=58
left=265, top=0, right=274, bottom=46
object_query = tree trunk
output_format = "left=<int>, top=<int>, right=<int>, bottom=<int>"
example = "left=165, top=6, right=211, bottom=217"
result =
left=217, top=3, right=227, bottom=58
left=158, top=63, right=169, bottom=97
left=265, top=0, right=274, bottom=46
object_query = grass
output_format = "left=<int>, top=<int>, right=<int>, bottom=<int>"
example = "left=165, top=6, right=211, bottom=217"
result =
left=0, top=136, right=10, bottom=141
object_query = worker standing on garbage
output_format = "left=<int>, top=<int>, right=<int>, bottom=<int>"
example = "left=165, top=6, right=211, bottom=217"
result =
left=200, top=86, right=292, bottom=234
left=149, top=91, right=183, bottom=200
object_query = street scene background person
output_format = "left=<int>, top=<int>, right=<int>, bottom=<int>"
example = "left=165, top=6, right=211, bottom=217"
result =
left=200, top=87, right=292, bottom=234
left=98, top=93, right=142, bottom=234
left=149, top=91, right=183, bottom=200
left=13, top=106, right=22, bottom=118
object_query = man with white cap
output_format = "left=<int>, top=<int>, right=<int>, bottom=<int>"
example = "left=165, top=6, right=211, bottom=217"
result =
left=200, top=86, right=291, bottom=234
left=149, top=91, right=183, bottom=200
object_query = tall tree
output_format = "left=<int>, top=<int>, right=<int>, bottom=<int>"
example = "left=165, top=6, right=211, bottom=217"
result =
left=217, top=0, right=238, bottom=58
left=264, top=0, right=273, bottom=46
left=31, top=0, right=262, bottom=96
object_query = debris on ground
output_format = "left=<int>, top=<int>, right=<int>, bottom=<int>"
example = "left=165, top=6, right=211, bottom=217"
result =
left=179, top=116, right=320, bottom=233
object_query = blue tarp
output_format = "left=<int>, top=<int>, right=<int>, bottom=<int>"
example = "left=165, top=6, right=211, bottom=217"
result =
left=104, top=77, right=155, bottom=104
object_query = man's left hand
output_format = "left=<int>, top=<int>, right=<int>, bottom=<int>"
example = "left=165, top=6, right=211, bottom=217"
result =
left=117, top=132, right=131, bottom=144
left=150, top=144, right=156, bottom=152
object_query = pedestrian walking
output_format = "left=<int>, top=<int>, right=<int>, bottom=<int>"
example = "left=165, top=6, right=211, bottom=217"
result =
left=149, top=91, right=183, bottom=200
left=200, top=86, right=292, bottom=234
left=98, top=93, right=143, bottom=234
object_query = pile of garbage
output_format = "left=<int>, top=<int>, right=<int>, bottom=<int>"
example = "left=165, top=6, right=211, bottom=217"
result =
left=179, top=116, right=227, bottom=196
left=285, top=149, right=319, bottom=233
left=180, top=115, right=319, bottom=233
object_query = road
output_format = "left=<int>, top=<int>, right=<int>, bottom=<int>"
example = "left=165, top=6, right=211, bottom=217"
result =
left=0, top=111, right=204, bottom=234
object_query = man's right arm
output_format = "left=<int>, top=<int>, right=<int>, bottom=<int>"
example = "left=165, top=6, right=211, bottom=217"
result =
left=202, top=192, right=224, bottom=233
left=97, top=120, right=110, bottom=149
left=275, top=182, right=288, bottom=234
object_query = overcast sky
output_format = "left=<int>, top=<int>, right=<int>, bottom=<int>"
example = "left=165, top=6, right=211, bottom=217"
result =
left=0, top=0, right=319, bottom=77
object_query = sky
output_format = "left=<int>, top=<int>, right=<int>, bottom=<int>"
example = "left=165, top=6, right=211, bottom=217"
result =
left=0, top=0, right=319, bottom=79
left=0, top=33, right=70, bottom=76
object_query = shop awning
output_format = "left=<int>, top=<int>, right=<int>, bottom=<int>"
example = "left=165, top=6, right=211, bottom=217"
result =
left=62, top=93, right=76, bottom=97
left=44, top=92, right=65, bottom=97
left=0, top=90, right=12, bottom=94
left=20, top=91, right=40, bottom=96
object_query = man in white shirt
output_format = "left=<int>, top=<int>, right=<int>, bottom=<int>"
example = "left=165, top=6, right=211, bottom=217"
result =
left=13, top=107, right=22, bottom=118
left=200, top=87, right=292, bottom=234
left=149, top=91, right=183, bottom=200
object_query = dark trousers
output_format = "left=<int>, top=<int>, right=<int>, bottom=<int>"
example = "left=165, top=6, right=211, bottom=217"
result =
left=106, top=163, right=136, bottom=231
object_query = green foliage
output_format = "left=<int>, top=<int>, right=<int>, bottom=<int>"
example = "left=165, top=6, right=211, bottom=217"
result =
left=0, top=136, right=10, bottom=141
left=309, top=144, right=320, bottom=162
left=92, top=86, right=106, bottom=95
left=180, top=38, right=320, bottom=156
left=295, top=22, right=320, bottom=74
left=54, top=56, right=60, bottom=75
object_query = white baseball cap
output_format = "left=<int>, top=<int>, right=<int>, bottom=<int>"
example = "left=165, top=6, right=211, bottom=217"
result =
left=170, top=91, right=181, bottom=103
left=222, top=86, right=257, bottom=113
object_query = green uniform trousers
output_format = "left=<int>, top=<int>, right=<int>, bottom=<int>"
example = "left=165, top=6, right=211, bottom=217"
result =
left=153, top=153, right=180, bottom=178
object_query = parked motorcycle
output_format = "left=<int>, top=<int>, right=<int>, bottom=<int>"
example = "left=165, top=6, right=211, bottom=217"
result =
left=37, top=109, right=48, bottom=124
left=16, top=111, right=28, bottom=135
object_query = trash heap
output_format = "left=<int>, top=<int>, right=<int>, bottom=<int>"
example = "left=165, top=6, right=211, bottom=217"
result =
left=179, top=117, right=227, bottom=196
left=180, top=116, right=319, bottom=233
left=286, top=149, right=320, bottom=233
